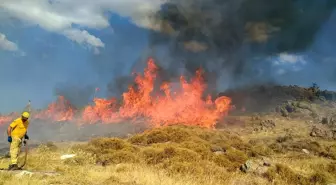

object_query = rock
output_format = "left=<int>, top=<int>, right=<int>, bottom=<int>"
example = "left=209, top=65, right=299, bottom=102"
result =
left=240, top=159, right=271, bottom=174
left=214, top=151, right=225, bottom=155
left=322, top=117, right=329, bottom=124
left=285, top=104, right=295, bottom=113
left=276, top=134, right=292, bottom=143
left=253, top=119, right=276, bottom=132
left=280, top=108, right=289, bottom=117
left=310, top=125, right=335, bottom=140
left=60, top=154, right=76, bottom=160
left=322, top=114, right=336, bottom=126
left=251, top=115, right=261, bottom=121
left=239, top=163, right=249, bottom=173
left=263, top=160, right=271, bottom=167
left=302, top=149, right=310, bottom=154
left=211, top=145, right=224, bottom=152
left=97, top=160, right=108, bottom=167
left=240, top=160, right=252, bottom=173
left=319, top=96, right=327, bottom=102
left=297, top=101, right=313, bottom=111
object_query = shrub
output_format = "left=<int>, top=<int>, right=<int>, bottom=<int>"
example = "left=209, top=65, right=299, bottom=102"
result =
left=163, top=126, right=193, bottom=143
left=225, top=149, right=248, bottom=164
left=309, top=172, right=329, bottom=185
left=107, top=151, right=139, bottom=164
left=315, top=162, right=336, bottom=175
left=273, top=164, right=309, bottom=184
left=263, top=167, right=277, bottom=182
left=180, top=139, right=212, bottom=159
left=211, top=154, right=231, bottom=168
left=248, top=144, right=274, bottom=157
left=141, top=147, right=166, bottom=165
left=169, top=148, right=201, bottom=162
left=128, top=134, right=147, bottom=145
left=128, top=126, right=194, bottom=145
left=269, top=139, right=326, bottom=155
left=323, top=145, right=336, bottom=159
left=89, top=138, right=128, bottom=150
left=146, top=130, right=170, bottom=144
left=36, top=142, right=58, bottom=153
left=76, top=137, right=139, bottom=165
left=165, top=161, right=203, bottom=175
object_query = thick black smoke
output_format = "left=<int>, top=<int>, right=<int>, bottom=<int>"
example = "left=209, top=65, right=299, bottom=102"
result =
left=67, top=0, right=336, bottom=101
left=144, top=0, right=336, bottom=92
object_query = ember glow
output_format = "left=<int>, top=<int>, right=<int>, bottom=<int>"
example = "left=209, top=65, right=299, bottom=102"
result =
left=0, top=58, right=232, bottom=128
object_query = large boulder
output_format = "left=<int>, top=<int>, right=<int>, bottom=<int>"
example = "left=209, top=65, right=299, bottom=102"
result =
left=310, top=125, right=336, bottom=140
left=321, top=114, right=336, bottom=127
left=240, top=158, right=271, bottom=175
left=253, top=119, right=276, bottom=132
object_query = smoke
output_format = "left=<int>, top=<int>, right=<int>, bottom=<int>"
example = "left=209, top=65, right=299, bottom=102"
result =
left=107, top=76, right=133, bottom=97
left=139, top=0, right=336, bottom=92
left=54, top=83, right=96, bottom=108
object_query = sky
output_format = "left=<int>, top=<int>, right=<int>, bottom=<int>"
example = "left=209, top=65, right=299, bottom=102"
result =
left=0, top=0, right=335, bottom=113
left=0, top=0, right=162, bottom=112
left=271, top=10, right=336, bottom=89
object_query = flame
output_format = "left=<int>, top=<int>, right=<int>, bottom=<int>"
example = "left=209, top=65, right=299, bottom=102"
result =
left=0, top=112, right=18, bottom=125
left=34, top=96, right=75, bottom=122
left=0, top=58, right=232, bottom=128
left=83, top=98, right=118, bottom=124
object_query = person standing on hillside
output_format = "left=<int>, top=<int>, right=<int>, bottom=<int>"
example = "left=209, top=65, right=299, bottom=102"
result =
left=7, top=112, right=30, bottom=170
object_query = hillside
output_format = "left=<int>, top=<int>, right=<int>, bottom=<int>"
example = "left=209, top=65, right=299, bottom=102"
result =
left=0, top=85, right=335, bottom=185
left=219, top=84, right=336, bottom=113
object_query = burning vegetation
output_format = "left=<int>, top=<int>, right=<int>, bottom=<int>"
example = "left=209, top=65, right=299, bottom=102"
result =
left=0, top=58, right=232, bottom=128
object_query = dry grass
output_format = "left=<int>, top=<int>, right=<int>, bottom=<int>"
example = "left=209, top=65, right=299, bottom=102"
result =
left=263, top=163, right=333, bottom=185
left=74, top=125, right=253, bottom=177
left=0, top=124, right=335, bottom=185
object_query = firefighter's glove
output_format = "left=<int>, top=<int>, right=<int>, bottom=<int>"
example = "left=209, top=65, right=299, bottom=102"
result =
left=8, top=136, right=12, bottom=143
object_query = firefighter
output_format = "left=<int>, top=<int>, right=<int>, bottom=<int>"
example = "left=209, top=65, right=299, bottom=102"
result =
left=7, top=112, right=30, bottom=170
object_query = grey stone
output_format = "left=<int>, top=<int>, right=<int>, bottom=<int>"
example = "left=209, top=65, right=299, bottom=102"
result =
left=214, top=151, right=225, bottom=155
left=240, top=160, right=252, bottom=173
left=263, top=161, right=271, bottom=166
left=310, top=125, right=335, bottom=140
left=302, top=149, right=310, bottom=154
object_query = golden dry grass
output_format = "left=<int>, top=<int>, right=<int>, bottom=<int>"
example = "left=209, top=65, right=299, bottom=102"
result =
left=0, top=122, right=335, bottom=185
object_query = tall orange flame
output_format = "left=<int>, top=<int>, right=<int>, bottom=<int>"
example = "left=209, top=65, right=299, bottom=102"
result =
left=0, top=58, right=232, bottom=128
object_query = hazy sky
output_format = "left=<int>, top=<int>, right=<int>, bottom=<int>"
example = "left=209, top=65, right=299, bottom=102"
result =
left=0, top=0, right=335, bottom=113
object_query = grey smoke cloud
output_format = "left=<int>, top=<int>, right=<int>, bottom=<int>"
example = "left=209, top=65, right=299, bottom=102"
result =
left=143, top=0, right=336, bottom=92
